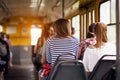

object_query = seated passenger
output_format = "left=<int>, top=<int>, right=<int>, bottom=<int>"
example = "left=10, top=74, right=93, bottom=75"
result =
left=46, top=18, right=80, bottom=66
left=71, top=27, right=78, bottom=41
left=33, top=24, right=54, bottom=80
left=82, top=22, right=116, bottom=76
left=78, top=23, right=96, bottom=60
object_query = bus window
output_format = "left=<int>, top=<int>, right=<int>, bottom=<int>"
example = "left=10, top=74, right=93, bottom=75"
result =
left=111, top=0, right=116, bottom=23
left=100, top=0, right=116, bottom=43
left=31, top=25, right=42, bottom=45
left=107, top=25, right=116, bottom=44
left=89, top=12, right=92, bottom=26
left=84, top=13, right=86, bottom=39
left=100, top=1, right=110, bottom=24
left=72, top=15, right=80, bottom=41
left=0, top=25, right=3, bottom=32
left=89, top=10, right=95, bottom=26
left=100, top=0, right=116, bottom=24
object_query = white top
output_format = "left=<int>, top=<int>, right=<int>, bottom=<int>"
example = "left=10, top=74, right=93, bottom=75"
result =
left=83, top=42, right=116, bottom=72
left=41, top=41, right=46, bottom=56
left=38, top=41, right=47, bottom=56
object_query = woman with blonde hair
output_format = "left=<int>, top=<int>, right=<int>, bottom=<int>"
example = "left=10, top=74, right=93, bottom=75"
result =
left=83, top=22, right=116, bottom=76
left=78, top=23, right=96, bottom=60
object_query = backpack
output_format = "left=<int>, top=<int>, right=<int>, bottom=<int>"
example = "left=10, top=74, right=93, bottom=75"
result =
left=0, top=43, right=7, bottom=57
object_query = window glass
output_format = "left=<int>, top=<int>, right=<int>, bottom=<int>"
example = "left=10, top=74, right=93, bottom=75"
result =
left=92, top=10, right=95, bottom=23
left=0, top=25, right=3, bottom=32
left=89, top=12, right=92, bottom=25
left=111, top=0, right=116, bottom=23
left=72, top=15, right=80, bottom=40
left=107, top=25, right=116, bottom=44
left=31, top=26, right=42, bottom=45
left=100, top=1, right=110, bottom=24
left=100, top=0, right=116, bottom=45
left=84, top=14, right=86, bottom=38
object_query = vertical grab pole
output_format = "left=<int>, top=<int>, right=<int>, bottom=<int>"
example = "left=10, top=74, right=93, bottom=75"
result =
left=62, top=0, right=64, bottom=18
left=116, top=0, right=120, bottom=80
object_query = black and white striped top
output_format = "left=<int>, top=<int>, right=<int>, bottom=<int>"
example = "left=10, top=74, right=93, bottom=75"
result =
left=46, top=37, right=79, bottom=66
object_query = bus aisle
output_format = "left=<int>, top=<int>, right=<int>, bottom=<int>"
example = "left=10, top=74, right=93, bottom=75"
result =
left=4, top=64, right=37, bottom=80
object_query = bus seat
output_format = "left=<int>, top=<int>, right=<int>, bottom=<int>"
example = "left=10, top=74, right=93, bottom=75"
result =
left=47, top=60, right=88, bottom=80
left=89, top=55, right=116, bottom=80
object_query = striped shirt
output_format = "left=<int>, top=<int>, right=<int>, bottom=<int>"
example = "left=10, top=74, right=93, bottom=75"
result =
left=46, top=37, right=79, bottom=66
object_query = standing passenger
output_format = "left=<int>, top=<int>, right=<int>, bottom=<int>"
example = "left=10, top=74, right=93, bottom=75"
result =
left=0, top=32, right=10, bottom=77
left=4, top=34, right=13, bottom=67
left=83, top=22, right=116, bottom=76
left=46, top=18, right=79, bottom=66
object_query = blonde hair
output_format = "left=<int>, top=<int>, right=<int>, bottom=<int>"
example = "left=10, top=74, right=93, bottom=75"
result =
left=53, top=18, right=71, bottom=38
left=94, top=22, right=108, bottom=48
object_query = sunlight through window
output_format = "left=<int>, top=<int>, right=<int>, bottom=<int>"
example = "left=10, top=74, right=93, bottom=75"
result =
left=72, top=15, right=80, bottom=41
left=31, top=27, right=42, bottom=45
left=0, top=25, right=3, bottom=32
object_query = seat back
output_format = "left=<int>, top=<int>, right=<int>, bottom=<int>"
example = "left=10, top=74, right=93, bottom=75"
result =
left=53, top=53, right=77, bottom=65
left=47, top=60, right=88, bottom=80
left=47, top=53, right=77, bottom=80
left=89, top=55, right=116, bottom=80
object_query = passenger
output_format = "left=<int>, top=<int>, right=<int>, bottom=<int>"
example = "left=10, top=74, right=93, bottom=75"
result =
left=78, top=23, right=96, bottom=60
left=4, top=34, right=13, bottom=67
left=46, top=18, right=79, bottom=66
left=33, top=24, right=54, bottom=80
left=0, top=32, right=10, bottom=77
left=33, top=37, right=42, bottom=75
left=71, top=27, right=78, bottom=41
left=82, top=22, right=116, bottom=76
left=39, top=24, right=55, bottom=64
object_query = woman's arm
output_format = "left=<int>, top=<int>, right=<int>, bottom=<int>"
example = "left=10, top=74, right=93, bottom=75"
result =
left=46, top=40, right=51, bottom=64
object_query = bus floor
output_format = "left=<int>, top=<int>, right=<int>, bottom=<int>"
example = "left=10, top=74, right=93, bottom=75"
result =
left=4, top=64, right=38, bottom=80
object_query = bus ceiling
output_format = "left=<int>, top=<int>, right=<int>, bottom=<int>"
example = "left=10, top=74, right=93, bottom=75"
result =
left=0, top=0, right=96, bottom=24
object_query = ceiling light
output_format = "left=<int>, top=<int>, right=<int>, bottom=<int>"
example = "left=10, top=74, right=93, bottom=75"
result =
left=31, top=0, right=37, bottom=2
left=30, top=3, right=37, bottom=8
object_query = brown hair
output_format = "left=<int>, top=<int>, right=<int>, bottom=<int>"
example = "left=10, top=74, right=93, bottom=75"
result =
left=36, top=23, right=54, bottom=51
left=53, top=18, right=71, bottom=38
left=71, top=27, right=75, bottom=35
left=86, top=23, right=96, bottom=38
left=40, top=24, right=54, bottom=47
left=94, top=22, right=108, bottom=48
